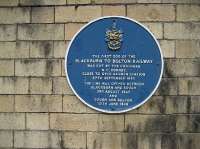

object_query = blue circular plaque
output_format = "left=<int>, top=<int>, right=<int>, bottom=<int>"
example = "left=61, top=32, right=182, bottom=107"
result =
left=65, top=16, right=163, bottom=113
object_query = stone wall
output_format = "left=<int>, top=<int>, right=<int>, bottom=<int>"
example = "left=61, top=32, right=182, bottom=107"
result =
left=0, top=0, right=199, bottom=149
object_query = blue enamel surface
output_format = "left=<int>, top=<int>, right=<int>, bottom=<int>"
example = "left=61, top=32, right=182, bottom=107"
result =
left=66, top=17, right=163, bottom=113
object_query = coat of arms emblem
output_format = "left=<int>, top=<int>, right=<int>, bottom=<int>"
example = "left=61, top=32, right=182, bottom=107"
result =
left=105, top=20, right=123, bottom=51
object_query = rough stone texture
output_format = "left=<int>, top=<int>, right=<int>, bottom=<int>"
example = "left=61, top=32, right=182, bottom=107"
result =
left=94, top=0, right=137, bottom=4
left=0, top=0, right=18, bottom=6
left=26, top=113, right=49, bottom=130
left=0, top=77, right=29, bottom=94
left=87, top=132, right=122, bottom=149
left=0, top=25, right=16, bottom=41
left=125, top=114, right=176, bottom=132
left=176, top=40, right=200, bottom=58
left=55, top=6, right=101, bottom=22
left=0, top=1, right=199, bottom=149
left=65, top=23, right=85, bottom=40
left=156, top=78, right=178, bottom=95
left=15, top=59, right=61, bottom=76
left=54, top=41, right=68, bottom=58
left=98, top=114, right=124, bottom=131
left=0, top=60, right=14, bottom=76
left=67, top=0, right=91, bottom=4
left=30, top=77, right=52, bottom=94
left=102, top=5, right=126, bottom=16
left=127, top=4, right=175, bottom=21
left=0, top=95, right=14, bottom=112
left=0, top=113, right=25, bottom=130
left=20, top=0, right=66, bottom=5
left=14, top=131, right=61, bottom=148
left=159, top=40, right=175, bottom=58
left=129, top=96, right=166, bottom=114
left=143, top=23, right=163, bottom=39
left=179, top=77, right=200, bottom=95
left=162, top=0, right=200, bottom=3
left=15, top=95, right=62, bottom=112
left=18, top=24, right=64, bottom=40
left=0, top=131, right=13, bottom=148
left=164, top=59, right=200, bottom=77
left=0, top=42, right=29, bottom=58
left=53, top=77, right=73, bottom=94
left=63, top=95, right=88, bottom=113
left=164, top=23, right=200, bottom=39
left=0, top=8, right=30, bottom=24
left=190, top=96, right=200, bottom=113
left=63, top=132, right=86, bottom=148
left=50, top=113, right=99, bottom=131
left=177, top=5, right=200, bottom=21
left=31, top=7, right=54, bottom=23
left=30, top=41, right=53, bottom=58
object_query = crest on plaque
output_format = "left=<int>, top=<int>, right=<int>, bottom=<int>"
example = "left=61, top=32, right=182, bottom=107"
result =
left=105, top=20, right=123, bottom=51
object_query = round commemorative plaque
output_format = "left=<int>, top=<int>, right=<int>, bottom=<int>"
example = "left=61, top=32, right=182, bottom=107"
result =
left=65, top=16, right=163, bottom=113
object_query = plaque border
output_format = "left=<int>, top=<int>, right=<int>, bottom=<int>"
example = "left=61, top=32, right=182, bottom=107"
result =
left=65, top=16, right=164, bottom=113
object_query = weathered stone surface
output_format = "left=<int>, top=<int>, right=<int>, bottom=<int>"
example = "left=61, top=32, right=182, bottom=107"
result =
left=61, top=59, right=66, bottom=76
left=176, top=40, right=200, bottom=58
left=67, top=0, right=91, bottom=4
left=30, top=77, right=52, bottom=94
left=55, top=6, right=101, bottom=22
left=0, top=131, right=13, bottom=148
left=54, top=41, right=68, bottom=58
left=15, top=59, right=61, bottom=76
left=179, top=77, right=200, bottom=95
left=162, top=0, right=200, bottom=3
left=0, top=77, right=29, bottom=94
left=159, top=40, right=175, bottom=58
left=63, top=95, right=87, bottom=113
left=0, top=95, right=14, bottom=112
left=136, top=133, right=162, bottom=149
left=0, top=25, right=16, bottom=41
left=0, top=8, right=30, bottom=24
left=94, top=0, right=137, bottom=4
left=143, top=23, right=163, bottom=39
left=156, top=78, right=178, bottom=95
left=0, top=113, right=25, bottom=130
left=50, top=113, right=98, bottom=131
left=102, top=5, right=126, bottom=16
left=30, top=41, right=53, bottom=58
left=0, top=0, right=18, bottom=6
left=65, top=23, right=85, bottom=40
left=87, top=132, right=122, bottom=149
left=0, top=60, right=14, bottom=76
left=130, top=96, right=166, bottom=114
left=27, top=113, right=49, bottom=130
left=190, top=96, right=200, bottom=113
left=127, top=5, right=175, bottom=21
left=165, top=96, right=188, bottom=114
left=63, top=132, right=86, bottom=148
left=177, top=5, right=200, bottom=21
left=53, top=77, right=73, bottom=94
left=125, top=114, right=176, bottom=132
left=98, top=114, right=124, bottom=131
left=32, top=7, right=54, bottom=23
left=15, top=95, right=62, bottom=112
left=138, top=0, right=161, bottom=3
left=164, top=23, right=200, bottom=39
left=14, top=131, right=61, bottom=148
left=176, top=115, right=200, bottom=132
left=20, top=0, right=66, bottom=5
left=0, top=41, right=29, bottom=58
left=63, top=95, right=98, bottom=113
left=164, top=59, right=200, bottom=77
left=18, top=24, right=64, bottom=40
